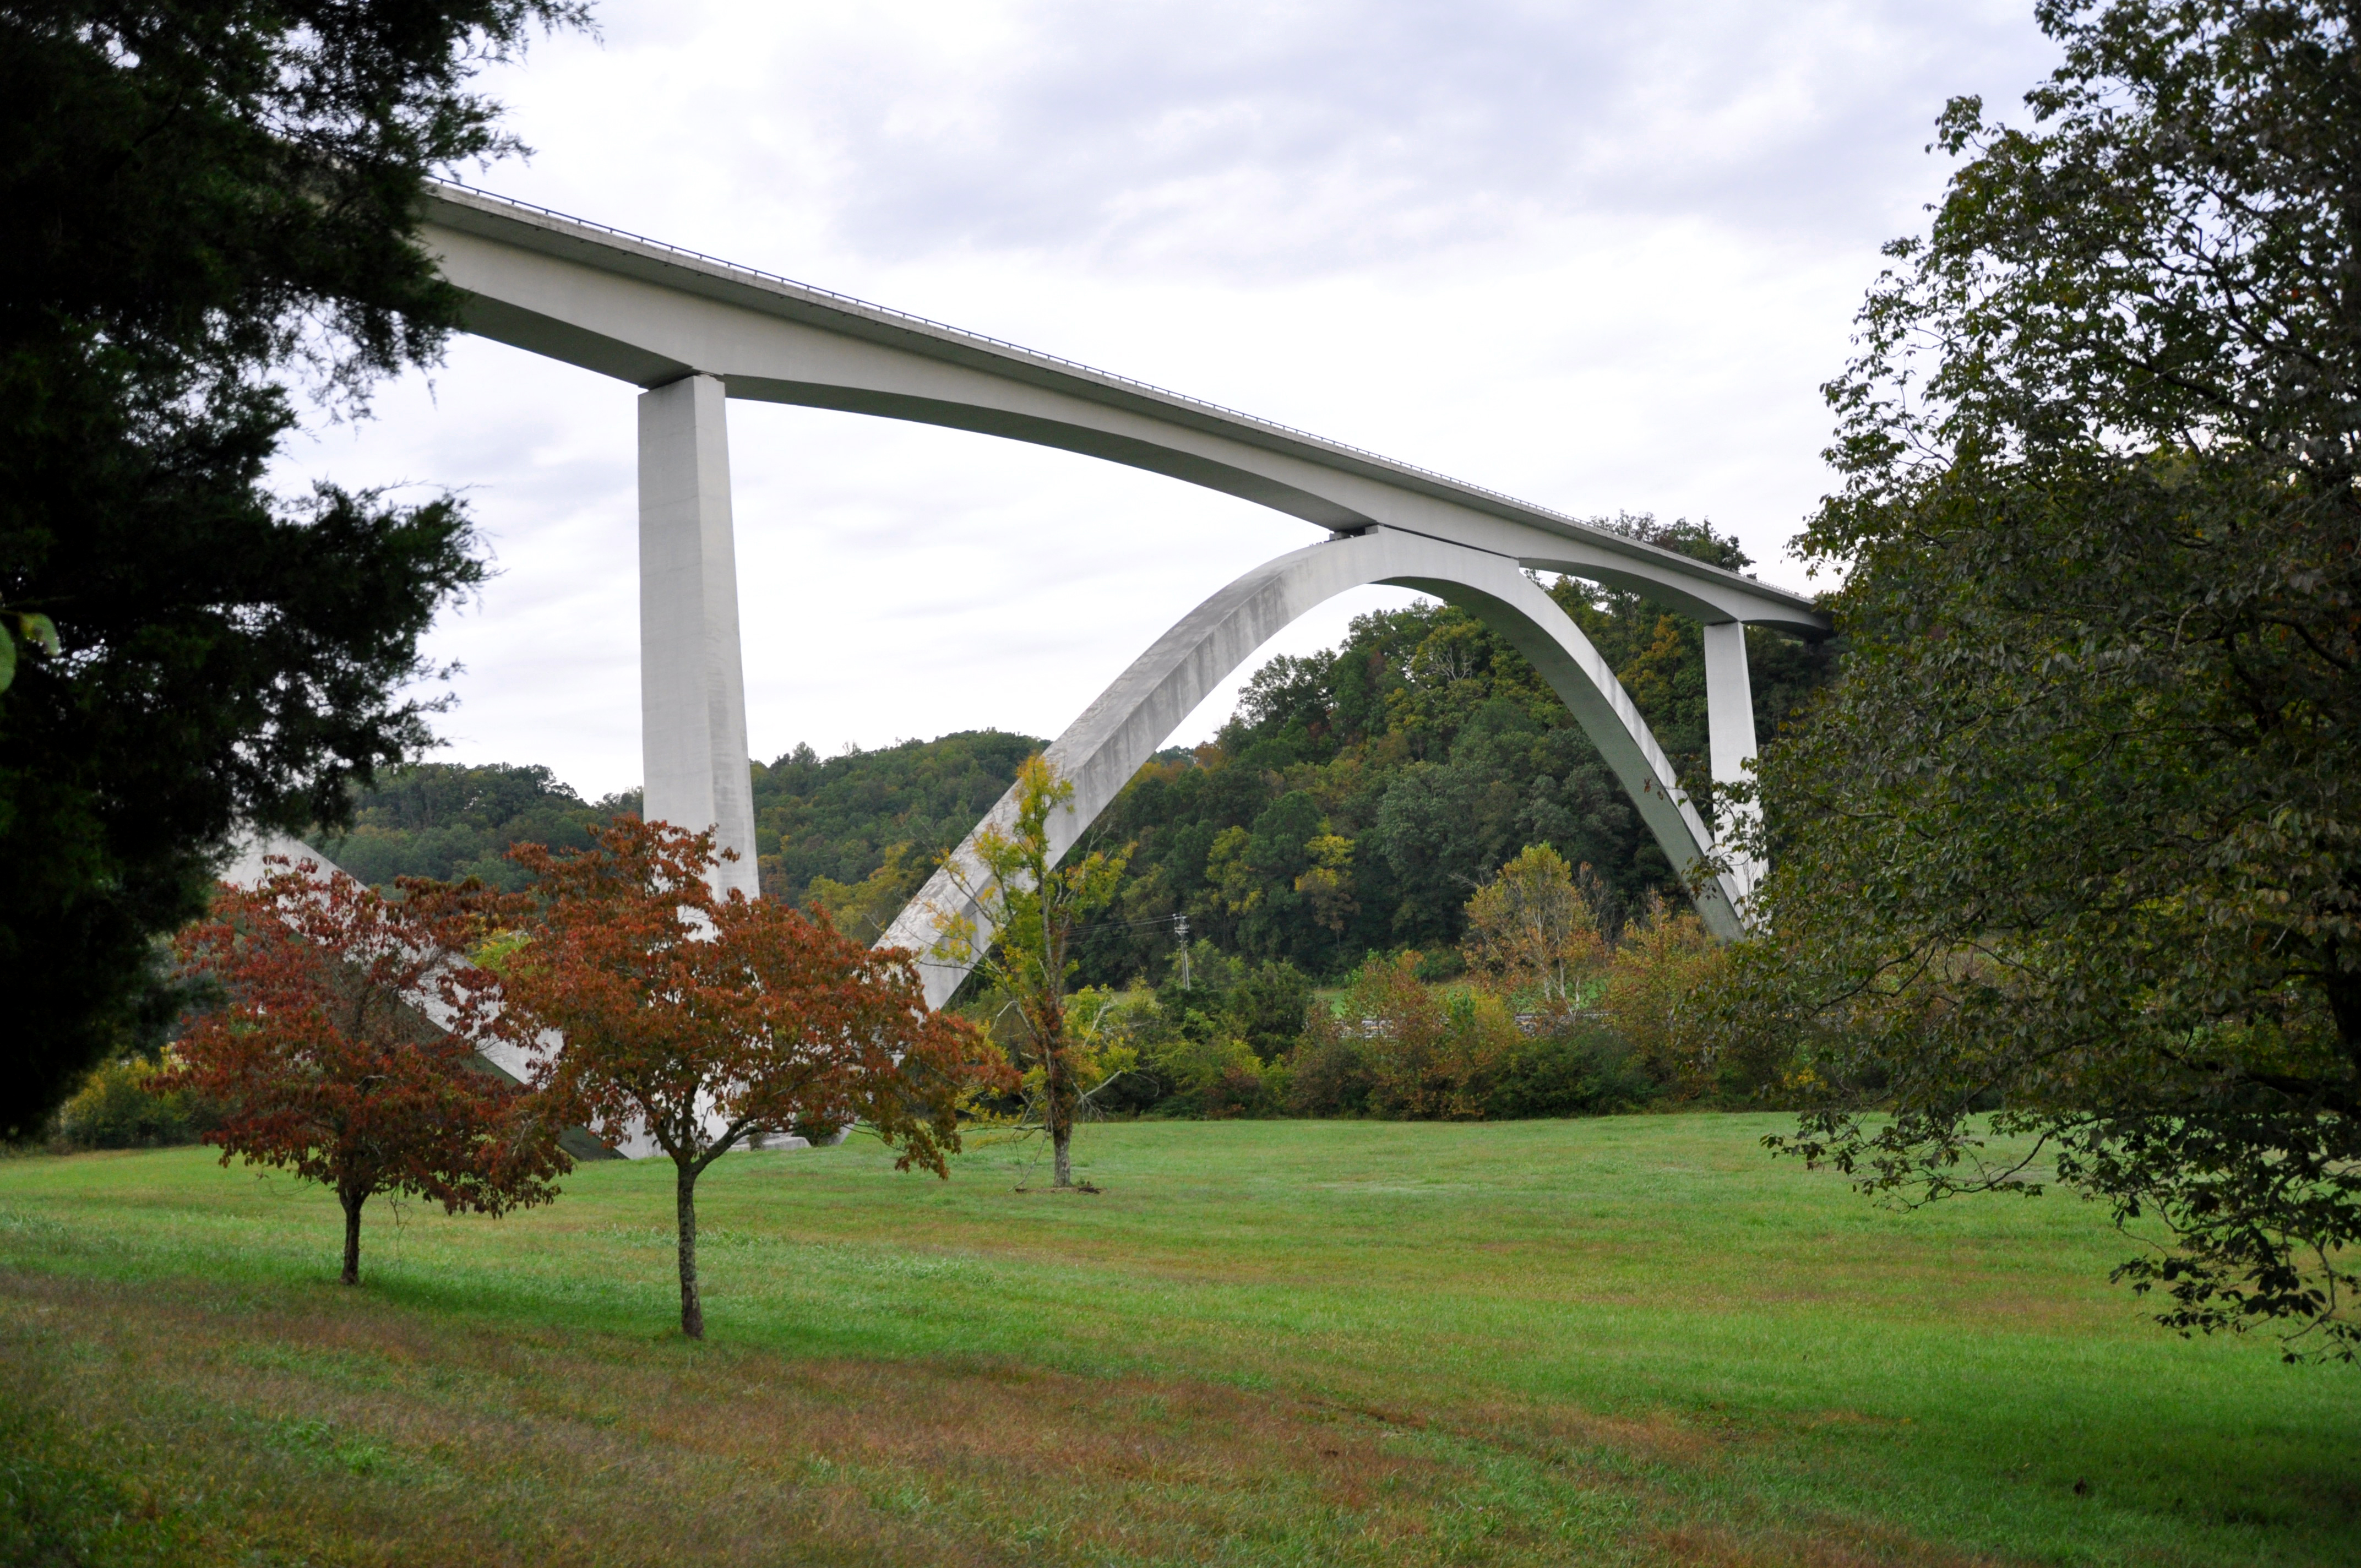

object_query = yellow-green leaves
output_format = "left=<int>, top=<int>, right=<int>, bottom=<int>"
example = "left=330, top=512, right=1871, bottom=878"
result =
left=1461, top=844, right=1604, bottom=1008
left=0, top=612, right=60, bottom=695
left=470, top=928, right=532, bottom=976
left=937, top=755, right=1133, bottom=1188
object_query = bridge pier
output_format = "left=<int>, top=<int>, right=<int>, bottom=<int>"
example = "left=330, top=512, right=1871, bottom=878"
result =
left=637, top=373, right=761, bottom=896
left=1701, top=621, right=1764, bottom=913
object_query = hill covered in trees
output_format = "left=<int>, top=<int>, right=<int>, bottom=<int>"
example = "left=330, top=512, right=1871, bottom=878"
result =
left=308, top=767, right=641, bottom=891
left=312, top=515, right=1834, bottom=984
left=306, top=734, right=1036, bottom=903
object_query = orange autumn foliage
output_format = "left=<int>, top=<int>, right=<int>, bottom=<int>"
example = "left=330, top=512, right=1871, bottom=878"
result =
left=494, top=818, right=1009, bottom=1338
left=167, top=859, right=570, bottom=1287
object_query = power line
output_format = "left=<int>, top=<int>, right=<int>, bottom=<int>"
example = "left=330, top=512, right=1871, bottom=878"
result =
left=1070, top=909, right=1194, bottom=989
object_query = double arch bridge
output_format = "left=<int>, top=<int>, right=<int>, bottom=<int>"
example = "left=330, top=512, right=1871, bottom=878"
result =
left=420, top=183, right=1831, bottom=1005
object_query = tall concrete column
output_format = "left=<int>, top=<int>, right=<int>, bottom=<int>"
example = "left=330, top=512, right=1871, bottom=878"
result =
left=638, top=373, right=760, bottom=898
left=1700, top=620, right=1764, bottom=917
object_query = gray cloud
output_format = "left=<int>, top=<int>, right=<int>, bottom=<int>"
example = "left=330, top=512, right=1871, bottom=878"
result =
left=306, top=2, right=2074, bottom=792
left=781, top=0, right=2056, bottom=277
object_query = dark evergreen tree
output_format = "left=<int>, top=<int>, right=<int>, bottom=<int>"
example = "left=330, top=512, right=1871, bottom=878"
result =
left=0, top=0, right=584, bottom=1136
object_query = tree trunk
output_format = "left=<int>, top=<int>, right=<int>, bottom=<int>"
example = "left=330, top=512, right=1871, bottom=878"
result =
left=676, top=1159, right=704, bottom=1340
left=339, top=1184, right=366, bottom=1287
left=1039, top=987, right=1076, bottom=1188
left=1040, top=891, right=1075, bottom=1189
left=1044, top=1031, right=1078, bottom=1188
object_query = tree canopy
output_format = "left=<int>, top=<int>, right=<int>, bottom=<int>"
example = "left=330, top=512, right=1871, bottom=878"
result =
left=168, top=858, right=568, bottom=1286
left=1727, top=0, right=2361, bottom=1357
left=1461, top=844, right=1608, bottom=1010
left=756, top=730, right=1042, bottom=921
left=309, top=762, right=638, bottom=889
left=499, top=818, right=1004, bottom=1338
left=0, top=0, right=585, bottom=1137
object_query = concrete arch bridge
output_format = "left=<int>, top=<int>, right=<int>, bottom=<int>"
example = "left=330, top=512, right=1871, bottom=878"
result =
left=417, top=184, right=1830, bottom=1005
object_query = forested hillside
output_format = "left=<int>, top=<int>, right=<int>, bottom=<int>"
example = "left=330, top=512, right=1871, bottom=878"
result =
left=313, top=515, right=1834, bottom=981
left=308, top=767, right=641, bottom=890
left=306, top=735, right=1039, bottom=905
left=754, top=729, right=1043, bottom=925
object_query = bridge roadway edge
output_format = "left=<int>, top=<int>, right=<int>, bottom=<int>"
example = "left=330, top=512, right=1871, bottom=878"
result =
left=417, top=184, right=1831, bottom=636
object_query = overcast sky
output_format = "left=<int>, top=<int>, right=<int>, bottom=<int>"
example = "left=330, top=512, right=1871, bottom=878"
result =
left=280, top=0, right=2060, bottom=801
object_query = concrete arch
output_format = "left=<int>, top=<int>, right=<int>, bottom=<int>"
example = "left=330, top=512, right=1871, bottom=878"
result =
left=877, top=527, right=1743, bottom=1008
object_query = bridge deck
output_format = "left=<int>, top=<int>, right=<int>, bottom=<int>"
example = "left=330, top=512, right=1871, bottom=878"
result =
left=421, top=181, right=1830, bottom=636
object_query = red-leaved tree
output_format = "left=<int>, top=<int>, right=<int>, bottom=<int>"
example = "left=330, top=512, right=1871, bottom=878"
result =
left=499, top=818, right=1009, bottom=1339
left=169, top=860, right=570, bottom=1286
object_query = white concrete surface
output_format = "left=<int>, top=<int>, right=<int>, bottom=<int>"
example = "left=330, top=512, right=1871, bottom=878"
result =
left=1700, top=620, right=1764, bottom=917
left=420, top=184, right=1829, bottom=639
left=638, top=373, right=761, bottom=896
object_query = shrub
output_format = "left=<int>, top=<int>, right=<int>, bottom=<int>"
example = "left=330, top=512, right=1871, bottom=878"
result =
left=1103, top=993, right=1285, bottom=1119
left=1065, top=978, right=1310, bottom=1119
left=1225, top=961, right=1314, bottom=1060
left=1156, top=1033, right=1285, bottom=1118
left=1289, top=953, right=1516, bottom=1119
left=1482, top=1025, right=1657, bottom=1118
left=1600, top=894, right=1730, bottom=1096
left=1285, top=1032, right=1373, bottom=1117
left=1411, top=948, right=1466, bottom=983
left=1152, top=950, right=1314, bottom=1062
left=52, top=1055, right=204, bottom=1150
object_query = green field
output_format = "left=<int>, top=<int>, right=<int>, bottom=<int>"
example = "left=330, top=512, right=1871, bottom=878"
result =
left=2, top=1117, right=2354, bottom=1566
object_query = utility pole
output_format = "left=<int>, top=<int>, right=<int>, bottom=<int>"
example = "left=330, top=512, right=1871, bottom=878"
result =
left=1174, top=914, right=1191, bottom=990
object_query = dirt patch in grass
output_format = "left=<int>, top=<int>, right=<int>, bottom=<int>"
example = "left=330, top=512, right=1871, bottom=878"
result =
left=1647, top=1521, right=2003, bottom=1568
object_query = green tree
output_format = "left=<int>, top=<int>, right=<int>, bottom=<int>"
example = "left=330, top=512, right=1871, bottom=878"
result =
left=807, top=842, right=942, bottom=943
left=937, top=756, right=1128, bottom=1189
left=1728, top=0, right=2361, bottom=1355
left=752, top=731, right=1041, bottom=906
left=1602, top=894, right=1726, bottom=1096
left=0, top=0, right=586, bottom=1137
left=1288, top=952, right=1519, bottom=1120
left=1461, top=845, right=1607, bottom=1010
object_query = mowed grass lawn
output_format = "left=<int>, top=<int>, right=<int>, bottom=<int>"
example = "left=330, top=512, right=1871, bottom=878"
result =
left=2, top=1117, right=2355, bottom=1567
